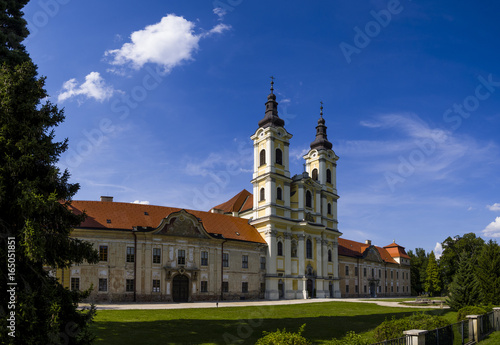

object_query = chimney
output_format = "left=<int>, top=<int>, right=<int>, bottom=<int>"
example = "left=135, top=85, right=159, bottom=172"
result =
left=365, top=240, right=372, bottom=246
left=100, top=196, right=113, bottom=202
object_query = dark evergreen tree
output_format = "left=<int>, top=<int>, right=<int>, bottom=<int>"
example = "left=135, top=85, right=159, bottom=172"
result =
left=0, top=1, right=99, bottom=344
left=446, top=252, right=480, bottom=310
left=424, top=251, right=441, bottom=297
left=407, top=248, right=428, bottom=295
left=440, top=233, right=484, bottom=292
left=475, top=240, right=500, bottom=305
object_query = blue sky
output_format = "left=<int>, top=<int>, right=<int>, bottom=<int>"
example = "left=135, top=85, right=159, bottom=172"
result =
left=23, top=0, right=500, bottom=255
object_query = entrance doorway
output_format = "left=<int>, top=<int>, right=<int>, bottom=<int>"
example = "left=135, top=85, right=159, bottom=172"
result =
left=278, top=279, right=284, bottom=299
left=172, top=275, right=189, bottom=302
left=306, top=279, right=314, bottom=298
left=369, top=282, right=376, bottom=298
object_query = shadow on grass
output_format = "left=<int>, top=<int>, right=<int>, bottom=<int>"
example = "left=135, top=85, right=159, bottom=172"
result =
left=92, top=309, right=452, bottom=345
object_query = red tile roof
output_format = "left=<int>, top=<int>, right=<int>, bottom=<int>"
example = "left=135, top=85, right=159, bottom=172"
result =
left=338, top=238, right=398, bottom=264
left=212, top=189, right=253, bottom=213
left=68, top=200, right=266, bottom=244
left=383, top=242, right=411, bottom=259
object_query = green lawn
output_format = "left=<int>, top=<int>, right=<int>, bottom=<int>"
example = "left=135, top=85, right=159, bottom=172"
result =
left=91, top=302, right=456, bottom=344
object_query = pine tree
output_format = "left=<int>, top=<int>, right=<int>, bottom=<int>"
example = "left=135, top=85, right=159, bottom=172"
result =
left=446, top=252, right=480, bottom=310
left=424, top=251, right=441, bottom=297
left=0, top=1, right=99, bottom=343
left=475, top=240, right=500, bottom=305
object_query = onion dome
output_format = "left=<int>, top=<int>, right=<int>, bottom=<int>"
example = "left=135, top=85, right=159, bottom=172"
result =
left=310, top=102, right=333, bottom=151
left=258, top=77, right=285, bottom=128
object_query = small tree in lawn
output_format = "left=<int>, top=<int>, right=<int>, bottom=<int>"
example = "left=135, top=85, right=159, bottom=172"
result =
left=475, top=240, right=500, bottom=306
left=424, top=251, right=441, bottom=297
left=446, top=252, right=480, bottom=310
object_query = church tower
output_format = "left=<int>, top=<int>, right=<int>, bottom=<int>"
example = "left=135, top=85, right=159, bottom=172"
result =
left=303, top=103, right=339, bottom=230
left=250, top=79, right=293, bottom=299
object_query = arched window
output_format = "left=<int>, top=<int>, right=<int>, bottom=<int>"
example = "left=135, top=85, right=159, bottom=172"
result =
left=306, top=239, right=313, bottom=259
left=326, top=169, right=332, bottom=184
left=291, top=241, right=297, bottom=257
left=277, top=241, right=283, bottom=256
left=312, top=168, right=318, bottom=181
left=277, top=187, right=282, bottom=201
left=259, top=149, right=266, bottom=166
left=306, top=190, right=312, bottom=208
left=328, top=249, right=332, bottom=262
left=260, top=188, right=265, bottom=201
left=275, top=148, right=283, bottom=165
left=327, top=203, right=332, bottom=215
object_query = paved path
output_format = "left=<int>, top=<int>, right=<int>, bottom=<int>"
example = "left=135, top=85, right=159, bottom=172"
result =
left=83, top=298, right=447, bottom=310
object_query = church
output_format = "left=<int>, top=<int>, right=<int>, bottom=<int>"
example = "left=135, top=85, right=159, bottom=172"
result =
left=56, top=82, right=411, bottom=302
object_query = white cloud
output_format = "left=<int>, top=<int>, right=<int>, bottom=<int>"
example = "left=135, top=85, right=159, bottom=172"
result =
left=434, top=242, right=443, bottom=259
left=58, top=72, right=116, bottom=103
left=213, top=7, right=227, bottom=20
left=105, top=14, right=230, bottom=72
left=482, top=217, right=500, bottom=238
left=487, top=203, right=500, bottom=212
left=132, top=200, right=150, bottom=205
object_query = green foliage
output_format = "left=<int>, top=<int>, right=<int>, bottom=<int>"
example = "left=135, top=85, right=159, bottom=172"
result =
left=440, top=233, right=485, bottom=292
left=327, top=331, right=369, bottom=345
left=475, top=240, right=500, bottom=306
left=407, top=248, right=428, bottom=295
left=0, top=2, right=98, bottom=343
left=424, top=251, right=442, bottom=296
left=456, top=306, right=488, bottom=322
left=446, top=252, right=480, bottom=310
left=373, top=313, right=448, bottom=341
left=255, top=324, right=311, bottom=345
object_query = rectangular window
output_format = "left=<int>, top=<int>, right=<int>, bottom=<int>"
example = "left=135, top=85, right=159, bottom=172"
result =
left=222, top=281, right=229, bottom=293
left=391, top=270, right=393, bottom=279
left=260, top=257, right=266, bottom=270
left=346, top=285, right=349, bottom=293
left=397, top=271, right=399, bottom=279
left=223, top=253, right=229, bottom=268
left=379, top=269, right=382, bottom=278
left=345, top=266, right=349, bottom=276
left=242, top=255, right=249, bottom=268
left=71, top=277, right=80, bottom=291
left=260, top=283, right=266, bottom=293
left=385, top=286, right=388, bottom=293
left=364, top=285, right=367, bottom=293
left=201, top=251, right=208, bottom=266
left=201, top=281, right=208, bottom=292
left=391, top=286, right=394, bottom=293
left=98, top=278, right=107, bottom=292
left=153, top=248, right=161, bottom=264
left=397, top=286, right=399, bottom=293
left=363, top=267, right=367, bottom=277
left=126, top=247, right=135, bottom=263
left=126, top=279, right=134, bottom=292
left=152, top=279, right=160, bottom=293
left=355, top=266, right=358, bottom=276
left=355, top=285, right=359, bottom=293
left=242, top=282, right=248, bottom=293
left=99, top=245, right=108, bottom=262
left=178, top=249, right=185, bottom=265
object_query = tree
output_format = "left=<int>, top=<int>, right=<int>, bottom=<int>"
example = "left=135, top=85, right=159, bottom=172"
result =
left=424, top=251, right=441, bottom=297
left=408, top=248, right=428, bottom=295
left=446, top=252, right=480, bottom=310
left=440, top=233, right=484, bottom=292
left=0, top=2, right=99, bottom=343
left=475, top=240, right=500, bottom=305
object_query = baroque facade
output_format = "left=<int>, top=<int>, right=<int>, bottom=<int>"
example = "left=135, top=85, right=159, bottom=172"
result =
left=57, top=83, right=410, bottom=301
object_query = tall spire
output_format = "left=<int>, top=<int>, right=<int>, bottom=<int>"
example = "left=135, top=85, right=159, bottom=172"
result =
left=258, top=77, right=284, bottom=128
left=310, top=102, right=332, bottom=150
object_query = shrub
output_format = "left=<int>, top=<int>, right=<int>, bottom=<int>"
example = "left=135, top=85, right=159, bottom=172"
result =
left=255, top=324, right=311, bottom=345
left=327, top=331, right=369, bottom=345
left=373, top=313, right=448, bottom=341
left=456, top=306, right=488, bottom=322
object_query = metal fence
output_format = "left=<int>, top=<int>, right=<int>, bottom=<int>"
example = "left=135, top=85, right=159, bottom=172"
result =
left=479, top=312, right=494, bottom=339
left=423, top=320, right=472, bottom=345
